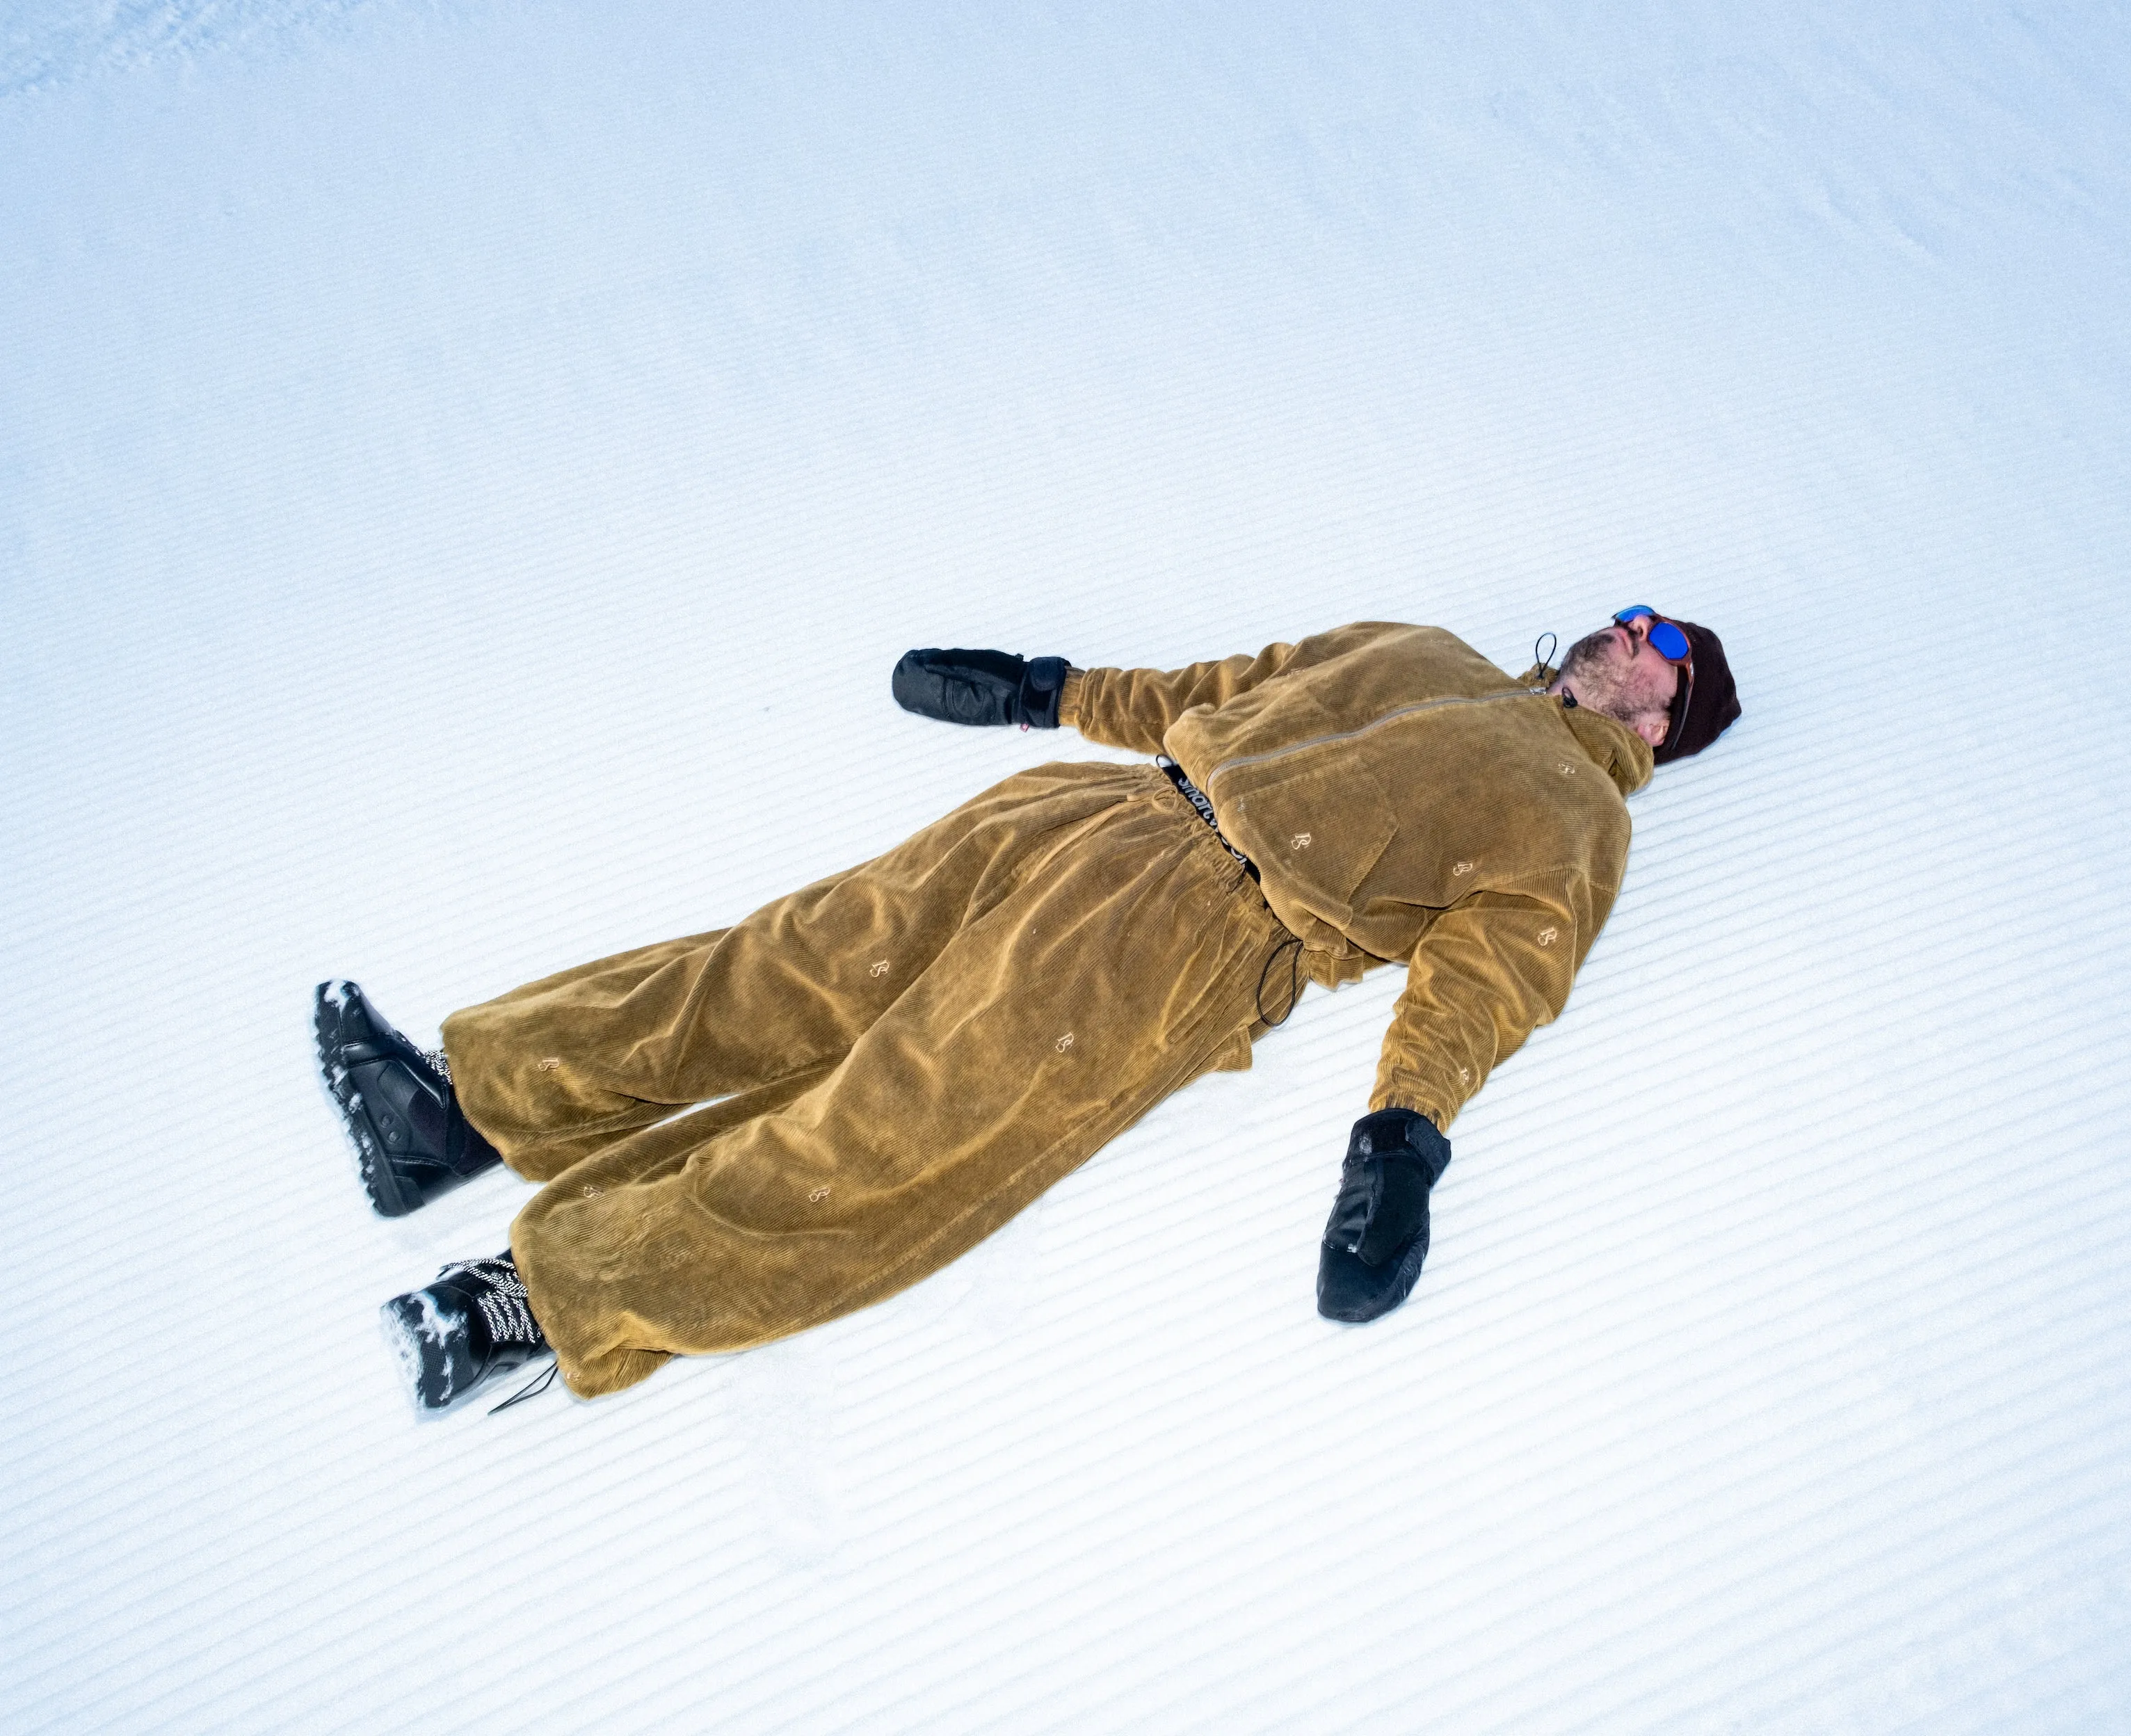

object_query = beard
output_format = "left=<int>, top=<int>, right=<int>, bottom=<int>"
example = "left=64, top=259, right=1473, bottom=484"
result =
left=1558, top=628, right=1665, bottom=732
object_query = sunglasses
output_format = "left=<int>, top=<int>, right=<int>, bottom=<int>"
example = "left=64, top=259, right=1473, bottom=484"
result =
left=1614, top=606, right=1696, bottom=747
left=1614, top=606, right=1693, bottom=665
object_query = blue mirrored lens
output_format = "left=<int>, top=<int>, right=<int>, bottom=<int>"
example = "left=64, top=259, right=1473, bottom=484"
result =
left=1614, top=606, right=1657, bottom=624
left=1648, top=620, right=1691, bottom=662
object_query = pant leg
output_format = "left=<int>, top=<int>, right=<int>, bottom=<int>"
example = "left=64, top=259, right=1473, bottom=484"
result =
left=510, top=765, right=1292, bottom=1398
left=443, top=760, right=1161, bottom=1181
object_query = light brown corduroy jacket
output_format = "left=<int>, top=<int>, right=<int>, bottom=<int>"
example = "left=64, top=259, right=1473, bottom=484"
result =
left=1061, top=622, right=1652, bottom=1130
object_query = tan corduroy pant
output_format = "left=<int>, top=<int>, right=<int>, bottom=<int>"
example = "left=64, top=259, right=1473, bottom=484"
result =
left=442, top=761, right=1296, bottom=1397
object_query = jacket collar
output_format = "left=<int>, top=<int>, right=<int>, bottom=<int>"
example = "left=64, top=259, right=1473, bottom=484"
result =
left=1559, top=698, right=1653, bottom=796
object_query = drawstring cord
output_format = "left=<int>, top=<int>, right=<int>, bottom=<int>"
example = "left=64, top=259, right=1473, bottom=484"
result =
left=1155, top=753, right=1301, bottom=1027
left=1256, top=934, right=1304, bottom=1027
left=1532, top=632, right=1557, bottom=687
left=490, top=1358, right=559, bottom=1415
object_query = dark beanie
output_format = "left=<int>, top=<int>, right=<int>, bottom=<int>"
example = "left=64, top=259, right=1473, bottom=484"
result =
left=1652, top=620, right=1742, bottom=764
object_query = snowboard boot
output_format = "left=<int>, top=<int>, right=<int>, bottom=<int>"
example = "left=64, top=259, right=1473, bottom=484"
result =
left=380, top=1252, right=552, bottom=1415
left=314, top=979, right=501, bottom=1216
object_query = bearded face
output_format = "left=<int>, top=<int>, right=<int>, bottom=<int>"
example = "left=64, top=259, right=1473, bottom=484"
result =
left=1556, top=622, right=1679, bottom=740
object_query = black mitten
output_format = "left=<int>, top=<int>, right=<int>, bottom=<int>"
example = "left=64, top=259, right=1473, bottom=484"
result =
left=1317, top=1108, right=1452, bottom=1323
left=892, top=648, right=1070, bottom=729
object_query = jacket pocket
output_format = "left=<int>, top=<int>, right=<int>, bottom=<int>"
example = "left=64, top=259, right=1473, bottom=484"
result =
left=1217, top=755, right=1400, bottom=922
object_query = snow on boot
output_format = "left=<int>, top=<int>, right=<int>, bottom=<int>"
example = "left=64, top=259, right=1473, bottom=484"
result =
left=380, top=1253, right=551, bottom=1415
left=314, top=979, right=501, bottom=1216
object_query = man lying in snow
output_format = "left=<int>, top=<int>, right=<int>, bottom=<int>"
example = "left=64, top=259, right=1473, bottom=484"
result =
left=319, top=609, right=1740, bottom=1415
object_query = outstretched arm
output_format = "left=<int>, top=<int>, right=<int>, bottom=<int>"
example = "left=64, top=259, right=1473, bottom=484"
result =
left=1369, top=885, right=1596, bottom=1129
left=1317, top=879, right=1608, bottom=1325
left=890, top=639, right=1301, bottom=750
left=1061, top=641, right=1299, bottom=753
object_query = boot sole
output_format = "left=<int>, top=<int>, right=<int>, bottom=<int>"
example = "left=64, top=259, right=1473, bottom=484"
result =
left=380, top=1284, right=550, bottom=1419
left=378, top=1299, right=446, bottom=1418
left=314, top=981, right=421, bottom=1217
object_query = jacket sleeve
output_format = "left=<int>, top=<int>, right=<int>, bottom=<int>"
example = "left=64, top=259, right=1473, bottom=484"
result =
left=1369, top=881, right=1606, bottom=1130
left=1061, top=641, right=1300, bottom=753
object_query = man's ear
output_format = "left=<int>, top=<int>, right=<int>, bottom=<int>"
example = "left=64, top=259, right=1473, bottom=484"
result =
left=1634, top=714, right=1670, bottom=748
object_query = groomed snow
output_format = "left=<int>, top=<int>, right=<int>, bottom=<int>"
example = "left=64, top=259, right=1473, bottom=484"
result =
left=4, top=3, right=2128, bottom=1730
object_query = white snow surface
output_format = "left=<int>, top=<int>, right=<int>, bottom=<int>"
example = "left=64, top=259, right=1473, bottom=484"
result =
left=5, top=3, right=2130, bottom=1730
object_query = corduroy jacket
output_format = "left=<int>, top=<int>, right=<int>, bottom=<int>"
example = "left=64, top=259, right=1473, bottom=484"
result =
left=1061, top=621, right=1651, bottom=1129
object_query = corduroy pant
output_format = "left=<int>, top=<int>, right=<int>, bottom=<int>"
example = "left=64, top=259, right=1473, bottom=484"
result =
left=442, top=761, right=1296, bottom=1397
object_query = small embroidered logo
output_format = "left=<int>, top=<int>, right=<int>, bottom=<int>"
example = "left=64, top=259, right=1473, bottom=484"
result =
left=1056, top=1033, right=1075, bottom=1052
left=869, top=959, right=890, bottom=977
left=809, top=1186, right=831, bottom=1203
left=1291, top=833, right=1312, bottom=850
left=1452, top=860, right=1474, bottom=876
left=1459, top=1066, right=1471, bottom=1083
left=536, top=1057, right=561, bottom=1072
left=583, top=1183, right=602, bottom=1196
left=1559, top=763, right=1577, bottom=776
left=1537, top=926, right=1559, bottom=947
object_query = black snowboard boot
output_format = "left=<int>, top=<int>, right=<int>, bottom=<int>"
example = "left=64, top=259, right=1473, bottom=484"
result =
left=314, top=980, right=501, bottom=1216
left=380, top=1252, right=552, bottom=1415
left=1317, top=1109, right=1452, bottom=1323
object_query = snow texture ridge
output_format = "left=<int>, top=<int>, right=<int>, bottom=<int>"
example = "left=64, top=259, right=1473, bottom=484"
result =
left=3, top=1, right=2128, bottom=1731
left=0, top=0, right=424, bottom=96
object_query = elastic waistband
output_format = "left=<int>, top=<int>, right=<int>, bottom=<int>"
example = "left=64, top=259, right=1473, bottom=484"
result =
left=1155, top=757, right=1260, bottom=884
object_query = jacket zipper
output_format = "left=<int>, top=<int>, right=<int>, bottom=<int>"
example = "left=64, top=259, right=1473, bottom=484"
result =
left=1202, top=687, right=1538, bottom=786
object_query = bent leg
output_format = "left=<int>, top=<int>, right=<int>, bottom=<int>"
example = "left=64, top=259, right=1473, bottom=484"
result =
left=443, top=760, right=1173, bottom=1180
left=511, top=771, right=1290, bottom=1397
